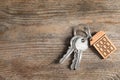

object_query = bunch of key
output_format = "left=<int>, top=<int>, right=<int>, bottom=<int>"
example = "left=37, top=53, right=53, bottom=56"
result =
left=59, top=26, right=116, bottom=70
left=59, top=26, right=91, bottom=70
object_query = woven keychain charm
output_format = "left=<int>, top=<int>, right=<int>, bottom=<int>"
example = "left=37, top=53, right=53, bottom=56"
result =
left=90, top=31, right=117, bottom=59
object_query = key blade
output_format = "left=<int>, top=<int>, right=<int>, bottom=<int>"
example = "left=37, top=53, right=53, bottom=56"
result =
left=75, top=50, right=83, bottom=70
left=59, top=47, right=74, bottom=64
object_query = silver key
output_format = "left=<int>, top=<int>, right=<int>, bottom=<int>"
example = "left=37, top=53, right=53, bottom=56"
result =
left=59, top=36, right=80, bottom=64
left=71, top=37, right=88, bottom=70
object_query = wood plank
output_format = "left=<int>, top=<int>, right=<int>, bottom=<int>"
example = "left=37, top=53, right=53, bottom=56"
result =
left=0, top=0, right=120, bottom=80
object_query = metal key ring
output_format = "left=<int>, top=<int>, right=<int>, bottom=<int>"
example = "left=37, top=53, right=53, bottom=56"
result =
left=84, top=26, right=92, bottom=38
left=73, top=24, right=92, bottom=42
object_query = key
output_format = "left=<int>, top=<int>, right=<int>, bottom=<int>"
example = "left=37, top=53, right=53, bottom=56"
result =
left=59, top=36, right=80, bottom=64
left=71, top=37, right=88, bottom=70
left=59, top=27, right=81, bottom=64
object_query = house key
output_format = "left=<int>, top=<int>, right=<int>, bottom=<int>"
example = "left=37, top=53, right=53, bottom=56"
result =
left=59, top=30, right=80, bottom=64
left=70, top=37, right=88, bottom=70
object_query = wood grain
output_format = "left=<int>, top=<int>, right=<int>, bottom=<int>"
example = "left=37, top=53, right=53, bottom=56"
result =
left=0, top=0, right=120, bottom=80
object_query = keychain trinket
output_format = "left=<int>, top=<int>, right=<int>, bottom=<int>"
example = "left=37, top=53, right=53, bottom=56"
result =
left=90, top=31, right=116, bottom=59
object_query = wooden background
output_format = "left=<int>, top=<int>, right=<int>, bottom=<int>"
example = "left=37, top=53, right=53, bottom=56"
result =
left=0, top=0, right=120, bottom=80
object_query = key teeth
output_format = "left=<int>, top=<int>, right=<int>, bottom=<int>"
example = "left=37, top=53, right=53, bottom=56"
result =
left=71, top=67, right=75, bottom=70
left=75, top=65, right=80, bottom=70
left=70, top=51, right=78, bottom=70
left=70, top=64, right=75, bottom=70
left=70, top=62, right=75, bottom=70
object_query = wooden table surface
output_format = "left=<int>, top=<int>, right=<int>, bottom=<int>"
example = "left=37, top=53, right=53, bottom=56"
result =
left=0, top=0, right=120, bottom=80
